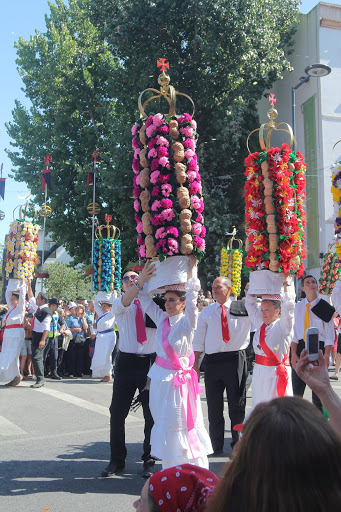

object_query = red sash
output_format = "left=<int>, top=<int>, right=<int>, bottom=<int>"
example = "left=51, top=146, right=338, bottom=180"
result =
left=255, top=323, right=290, bottom=397
left=0, top=306, right=23, bottom=350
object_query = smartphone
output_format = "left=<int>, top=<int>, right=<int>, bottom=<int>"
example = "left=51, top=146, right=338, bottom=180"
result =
left=305, top=327, right=319, bottom=361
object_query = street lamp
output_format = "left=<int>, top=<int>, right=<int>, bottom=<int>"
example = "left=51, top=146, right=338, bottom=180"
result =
left=291, top=63, right=331, bottom=147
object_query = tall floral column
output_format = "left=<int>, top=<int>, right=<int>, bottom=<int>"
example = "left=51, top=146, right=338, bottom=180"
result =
left=132, top=65, right=205, bottom=264
left=93, top=215, right=121, bottom=292
left=244, top=97, right=306, bottom=287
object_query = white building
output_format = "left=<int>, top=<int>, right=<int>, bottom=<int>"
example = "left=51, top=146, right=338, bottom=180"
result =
left=36, top=230, right=73, bottom=292
left=37, top=230, right=72, bottom=265
left=258, top=1, right=341, bottom=280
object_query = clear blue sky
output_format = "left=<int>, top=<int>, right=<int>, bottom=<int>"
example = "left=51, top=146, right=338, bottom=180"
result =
left=1, top=0, right=341, bottom=245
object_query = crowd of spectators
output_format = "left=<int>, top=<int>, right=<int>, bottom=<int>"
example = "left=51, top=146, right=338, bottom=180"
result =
left=0, top=295, right=109, bottom=381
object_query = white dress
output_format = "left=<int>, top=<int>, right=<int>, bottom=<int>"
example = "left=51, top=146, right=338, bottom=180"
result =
left=245, top=285, right=295, bottom=410
left=90, top=292, right=117, bottom=378
left=332, top=279, right=341, bottom=315
left=0, top=279, right=26, bottom=384
left=139, top=277, right=212, bottom=470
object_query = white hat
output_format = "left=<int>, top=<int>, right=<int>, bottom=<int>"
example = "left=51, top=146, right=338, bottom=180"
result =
left=248, top=270, right=284, bottom=296
left=96, top=291, right=114, bottom=304
left=68, top=301, right=77, bottom=309
left=262, top=294, right=281, bottom=300
left=146, top=256, right=190, bottom=294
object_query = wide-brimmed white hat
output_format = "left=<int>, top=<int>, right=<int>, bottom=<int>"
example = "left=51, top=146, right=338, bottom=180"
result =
left=248, top=270, right=285, bottom=296
left=96, top=291, right=114, bottom=304
left=146, top=256, right=189, bottom=294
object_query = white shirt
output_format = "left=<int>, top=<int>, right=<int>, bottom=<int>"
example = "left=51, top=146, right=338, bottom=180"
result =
left=193, top=299, right=251, bottom=354
left=29, top=299, right=52, bottom=333
left=139, top=278, right=200, bottom=380
left=245, top=287, right=296, bottom=360
left=332, top=279, right=341, bottom=316
left=111, top=296, right=155, bottom=354
left=4, top=279, right=27, bottom=327
left=93, top=292, right=117, bottom=334
left=292, top=295, right=334, bottom=346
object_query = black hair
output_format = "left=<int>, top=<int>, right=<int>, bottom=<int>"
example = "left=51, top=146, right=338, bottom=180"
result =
left=301, top=275, right=317, bottom=286
left=39, top=292, right=48, bottom=303
left=165, top=290, right=186, bottom=302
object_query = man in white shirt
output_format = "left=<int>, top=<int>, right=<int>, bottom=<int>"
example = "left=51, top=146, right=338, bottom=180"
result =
left=193, top=276, right=251, bottom=453
left=101, top=270, right=156, bottom=478
left=27, top=280, right=52, bottom=389
left=291, top=275, right=335, bottom=410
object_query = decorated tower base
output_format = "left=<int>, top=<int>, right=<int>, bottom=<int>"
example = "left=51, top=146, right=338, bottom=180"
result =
left=244, top=95, right=306, bottom=295
left=5, top=207, right=39, bottom=279
left=94, top=215, right=121, bottom=292
left=132, top=60, right=205, bottom=286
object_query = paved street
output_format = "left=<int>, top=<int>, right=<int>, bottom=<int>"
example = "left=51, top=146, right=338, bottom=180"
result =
left=1, top=374, right=340, bottom=512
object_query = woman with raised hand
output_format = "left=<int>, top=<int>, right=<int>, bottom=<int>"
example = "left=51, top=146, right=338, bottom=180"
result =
left=245, top=276, right=295, bottom=410
left=205, top=397, right=341, bottom=512
left=0, top=279, right=26, bottom=386
left=134, top=256, right=212, bottom=469
left=90, top=291, right=117, bottom=382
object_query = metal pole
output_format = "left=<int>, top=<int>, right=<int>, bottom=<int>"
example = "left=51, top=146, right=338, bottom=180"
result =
left=41, top=185, right=47, bottom=292
left=90, top=163, right=96, bottom=300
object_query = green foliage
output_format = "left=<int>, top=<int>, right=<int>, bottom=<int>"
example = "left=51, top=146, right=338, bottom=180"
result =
left=44, top=262, right=91, bottom=299
left=6, top=0, right=124, bottom=263
left=6, top=0, right=299, bottom=285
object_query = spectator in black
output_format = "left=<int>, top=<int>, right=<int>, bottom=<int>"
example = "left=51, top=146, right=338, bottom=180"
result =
left=43, top=298, right=65, bottom=380
left=65, top=304, right=88, bottom=378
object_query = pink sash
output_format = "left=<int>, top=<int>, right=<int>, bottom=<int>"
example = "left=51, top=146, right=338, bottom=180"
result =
left=155, top=317, right=203, bottom=458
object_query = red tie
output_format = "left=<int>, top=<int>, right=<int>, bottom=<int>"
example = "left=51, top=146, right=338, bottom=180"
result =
left=30, top=307, right=40, bottom=330
left=221, top=304, right=230, bottom=343
left=134, top=299, right=147, bottom=345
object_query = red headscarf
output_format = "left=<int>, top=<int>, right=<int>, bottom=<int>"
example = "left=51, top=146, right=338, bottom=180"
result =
left=149, top=464, right=218, bottom=512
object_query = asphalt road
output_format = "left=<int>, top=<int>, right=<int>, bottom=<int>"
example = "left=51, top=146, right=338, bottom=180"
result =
left=1, top=373, right=340, bottom=512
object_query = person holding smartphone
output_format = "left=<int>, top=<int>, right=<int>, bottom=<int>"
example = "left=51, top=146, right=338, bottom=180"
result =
left=291, top=275, right=335, bottom=411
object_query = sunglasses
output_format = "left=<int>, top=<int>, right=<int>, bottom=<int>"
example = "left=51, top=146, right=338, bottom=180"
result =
left=122, top=275, right=138, bottom=282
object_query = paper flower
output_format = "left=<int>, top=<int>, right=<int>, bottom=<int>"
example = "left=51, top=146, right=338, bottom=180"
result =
left=244, top=143, right=306, bottom=277
left=132, top=113, right=205, bottom=261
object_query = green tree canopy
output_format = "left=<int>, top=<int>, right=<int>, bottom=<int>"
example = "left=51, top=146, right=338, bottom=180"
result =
left=6, top=0, right=299, bottom=284
left=45, top=262, right=91, bottom=299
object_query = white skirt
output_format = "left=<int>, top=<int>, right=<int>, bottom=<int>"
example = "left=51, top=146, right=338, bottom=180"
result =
left=0, top=331, right=24, bottom=384
left=251, top=363, right=293, bottom=409
left=91, top=332, right=116, bottom=378
left=148, top=363, right=212, bottom=469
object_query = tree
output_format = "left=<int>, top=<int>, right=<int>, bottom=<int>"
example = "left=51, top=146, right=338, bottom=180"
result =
left=6, top=0, right=125, bottom=263
left=44, top=262, right=90, bottom=299
left=7, top=0, right=300, bottom=283
left=88, top=0, right=299, bottom=283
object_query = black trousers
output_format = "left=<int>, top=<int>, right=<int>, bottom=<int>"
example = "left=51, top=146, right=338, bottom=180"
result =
left=43, top=336, right=58, bottom=374
left=65, top=339, right=85, bottom=376
left=204, top=350, right=247, bottom=450
left=291, top=339, right=325, bottom=412
left=109, top=351, right=155, bottom=465
left=31, top=331, right=45, bottom=383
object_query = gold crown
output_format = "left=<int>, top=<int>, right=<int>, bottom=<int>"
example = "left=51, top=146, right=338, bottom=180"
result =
left=138, top=59, right=195, bottom=118
left=247, top=94, right=294, bottom=152
left=95, top=215, right=120, bottom=240
left=14, top=202, right=37, bottom=221
left=226, top=227, right=243, bottom=250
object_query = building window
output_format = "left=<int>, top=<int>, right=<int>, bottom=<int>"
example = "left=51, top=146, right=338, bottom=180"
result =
left=45, top=241, right=57, bottom=259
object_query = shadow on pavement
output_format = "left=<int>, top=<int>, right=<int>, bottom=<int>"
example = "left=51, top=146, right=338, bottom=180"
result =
left=0, top=441, right=153, bottom=498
